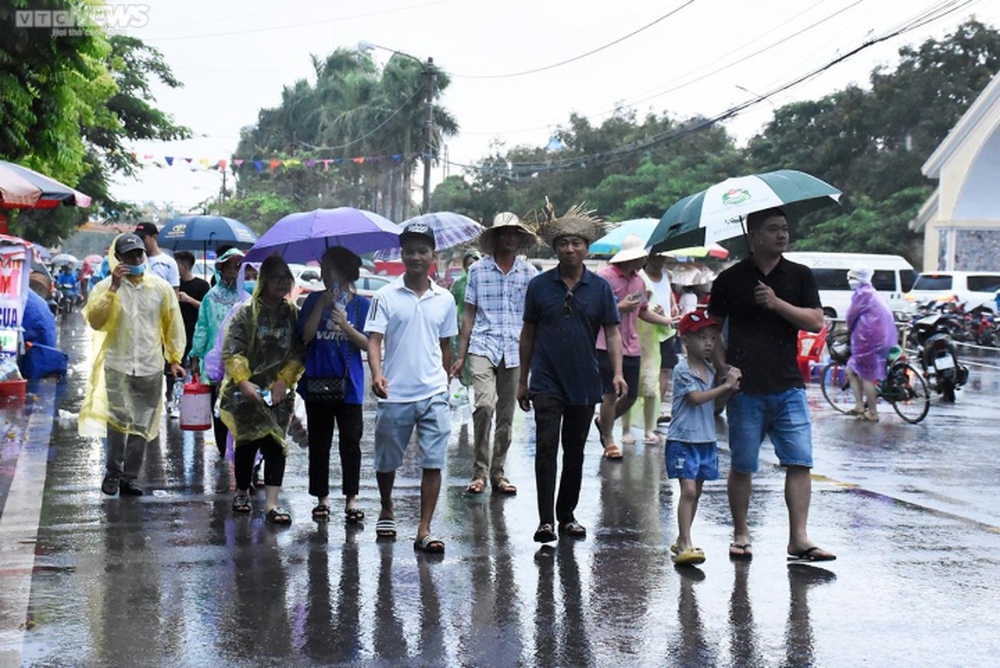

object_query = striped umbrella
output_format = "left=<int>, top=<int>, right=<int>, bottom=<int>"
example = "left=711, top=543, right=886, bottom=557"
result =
left=375, top=211, right=484, bottom=260
left=0, top=160, right=92, bottom=209
left=648, top=170, right=841, bottom=253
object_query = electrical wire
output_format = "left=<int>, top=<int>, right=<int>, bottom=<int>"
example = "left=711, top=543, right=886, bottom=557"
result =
left=446, top=0, right=978, bottom=178
left=295, top=86, right=424, bottom=152
left=449, top=1, right=695, bottom=79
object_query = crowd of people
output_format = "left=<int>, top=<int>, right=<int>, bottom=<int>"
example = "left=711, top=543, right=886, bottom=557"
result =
left=76, top=208, right=838, bottom=564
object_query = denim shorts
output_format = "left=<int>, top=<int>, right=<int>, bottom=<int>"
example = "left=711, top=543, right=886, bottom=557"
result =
left=373, top=393, right=450, bottom=472
left=666, top=441, right=719, bottom=481
left=727, top=388, right=813, bottom=473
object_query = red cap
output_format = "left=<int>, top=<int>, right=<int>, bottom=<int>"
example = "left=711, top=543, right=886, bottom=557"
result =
left=679, top=309, right=717, bottom=336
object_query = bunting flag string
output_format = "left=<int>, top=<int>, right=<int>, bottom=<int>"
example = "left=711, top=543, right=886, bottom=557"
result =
left=122, top=151, right=407, bottom=172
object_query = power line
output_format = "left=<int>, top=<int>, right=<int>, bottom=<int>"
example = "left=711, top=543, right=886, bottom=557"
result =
left=296, top=86, right=425, bottom=152
left=447, top=0, right=977, bottom=178
left=449, top=1, right=696, bottom=80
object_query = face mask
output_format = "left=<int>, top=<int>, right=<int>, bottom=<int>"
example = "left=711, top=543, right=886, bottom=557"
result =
left=126, top=262, right=147, bottom=276
left=243, top=280, right=256, bottom=294
left=848, top=279, right=862, bottom=290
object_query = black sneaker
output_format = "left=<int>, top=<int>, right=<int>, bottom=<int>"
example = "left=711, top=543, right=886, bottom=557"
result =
left=119, top=479, right=145, bottom=496
left=101, top=473, right=120, bottom=496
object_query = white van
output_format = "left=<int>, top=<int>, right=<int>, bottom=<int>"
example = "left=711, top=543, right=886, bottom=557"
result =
left=904, top=271, right=1000, bottom=312
left=783, top=252, right=918, bottom=319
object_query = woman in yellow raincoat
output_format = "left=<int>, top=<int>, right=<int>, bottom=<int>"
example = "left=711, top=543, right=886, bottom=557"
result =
left=79, top=233, right=186, bottom=497
left=219, top=254, right=304, bottom=523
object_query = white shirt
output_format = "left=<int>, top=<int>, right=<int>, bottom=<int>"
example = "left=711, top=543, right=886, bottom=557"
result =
left=364, top=276, right=458, bottom=402
left=148, top=251, right=180, bottom=288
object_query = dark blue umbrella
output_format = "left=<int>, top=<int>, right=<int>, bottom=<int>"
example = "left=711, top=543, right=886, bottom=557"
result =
left=159, top=215, right=258, bottom=252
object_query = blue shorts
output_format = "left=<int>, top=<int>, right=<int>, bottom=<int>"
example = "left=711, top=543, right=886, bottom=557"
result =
left=666, top=441, right=719, bottom=480
left=373, top=393, right=450, bottom=472
left=727, top=388, right=813, bottom=473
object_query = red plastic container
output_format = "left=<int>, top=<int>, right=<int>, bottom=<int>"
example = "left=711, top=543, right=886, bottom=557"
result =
left=0, top=378, right=27, bottom=406
left=180, top=375, right=212, bottom=431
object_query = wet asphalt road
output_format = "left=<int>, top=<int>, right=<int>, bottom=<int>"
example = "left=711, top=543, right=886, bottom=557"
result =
left=1, top=311, right=999, bottom=667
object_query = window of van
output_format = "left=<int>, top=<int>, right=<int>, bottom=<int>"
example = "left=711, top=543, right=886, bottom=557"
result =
left=811, top=269, right=849, bottom=290
left=913, top=275, right=952, bottom=291
left=967, top=275, right=1000, bottom=292
left=871, top=270, right=895, bottom=292
left=900, top=269, right=917, bottom=292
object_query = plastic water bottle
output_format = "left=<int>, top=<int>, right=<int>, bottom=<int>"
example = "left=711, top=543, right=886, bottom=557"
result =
left=0, top=356, right=20, bottom=381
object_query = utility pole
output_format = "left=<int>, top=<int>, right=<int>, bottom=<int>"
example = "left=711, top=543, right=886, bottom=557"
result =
left=422, top=57, right=436, bottom=214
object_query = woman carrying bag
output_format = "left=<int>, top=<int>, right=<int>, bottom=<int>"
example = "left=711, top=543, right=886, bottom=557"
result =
left=297, top=247, right=370, bottom=523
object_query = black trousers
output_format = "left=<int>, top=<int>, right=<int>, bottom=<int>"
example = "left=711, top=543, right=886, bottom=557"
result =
left=305, top=399, right=363, bottom=499
left=210, top=384, right=228, bottom=458
left=532, top=394, right=594, bottom=526
left=234, top=436, right=285, bottom=491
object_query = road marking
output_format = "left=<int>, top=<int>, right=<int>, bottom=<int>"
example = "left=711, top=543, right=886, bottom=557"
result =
left=0, top=383, right=56, bottom=665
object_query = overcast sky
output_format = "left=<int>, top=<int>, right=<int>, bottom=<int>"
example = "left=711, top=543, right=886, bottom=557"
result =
left=108, top=0, right=1000, bottom=213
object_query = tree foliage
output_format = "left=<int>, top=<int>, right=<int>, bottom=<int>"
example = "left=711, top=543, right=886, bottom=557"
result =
left=0, top=1, right=190, bottom=245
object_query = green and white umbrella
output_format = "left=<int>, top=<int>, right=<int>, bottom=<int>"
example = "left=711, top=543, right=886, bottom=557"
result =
left=648, top=170, right=841, bottom=253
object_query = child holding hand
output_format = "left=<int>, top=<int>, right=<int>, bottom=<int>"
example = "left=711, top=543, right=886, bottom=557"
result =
left=666, top=309, right=742, bottom=565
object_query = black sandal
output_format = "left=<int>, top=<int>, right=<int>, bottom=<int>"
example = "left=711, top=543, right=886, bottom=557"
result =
left=265, top=507, right=291, bottom=525
left=312, top=504, right=331, bottom=520
left=232, top=495, right=252, bottom=513
left=345, top=507, right=365, bottom=523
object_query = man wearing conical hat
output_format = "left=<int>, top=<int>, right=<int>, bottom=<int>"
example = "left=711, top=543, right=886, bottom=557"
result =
left=594, top=234, right=677, bottom=460
left=518, top=206, right=623, bottom=543
left=452, top=212, right=537, bottom=496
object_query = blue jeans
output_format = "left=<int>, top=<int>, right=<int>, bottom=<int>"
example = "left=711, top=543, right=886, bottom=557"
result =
left=727, top=388, right=813, bottom=473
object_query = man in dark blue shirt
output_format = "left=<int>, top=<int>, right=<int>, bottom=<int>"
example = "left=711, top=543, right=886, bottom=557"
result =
left=518, top=207, right=624, bottom=543
left=709, top=207, right=836, bottom=563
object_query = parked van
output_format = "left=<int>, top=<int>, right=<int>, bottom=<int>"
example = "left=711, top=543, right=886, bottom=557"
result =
left=904, top=271, right=1000, bottom=312
left=783, top=252, right=918, bottom=319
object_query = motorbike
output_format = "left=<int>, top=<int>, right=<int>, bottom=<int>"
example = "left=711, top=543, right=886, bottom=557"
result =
left=908, top=313, right=969, bottom=402
left=55, top=285, right=77, bottom=315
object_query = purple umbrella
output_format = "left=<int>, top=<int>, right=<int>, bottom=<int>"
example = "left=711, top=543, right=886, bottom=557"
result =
left=243, top=207, right=402, bottom=264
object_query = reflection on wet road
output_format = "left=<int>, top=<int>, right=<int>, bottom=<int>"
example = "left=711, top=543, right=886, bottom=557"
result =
left=1, top=313, right=998, bottom=666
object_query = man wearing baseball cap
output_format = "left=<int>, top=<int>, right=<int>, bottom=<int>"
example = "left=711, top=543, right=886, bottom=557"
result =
left=364, top=220, right=457, bottom=553
left=79, top=233, right=185, bottom=497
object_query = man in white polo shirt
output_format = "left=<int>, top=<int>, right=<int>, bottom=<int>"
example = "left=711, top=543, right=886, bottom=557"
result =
left=365, top=221, right=458, bottom=554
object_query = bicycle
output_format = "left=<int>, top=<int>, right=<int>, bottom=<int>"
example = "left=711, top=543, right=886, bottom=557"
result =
left=819, top=334, right=930, bottom=424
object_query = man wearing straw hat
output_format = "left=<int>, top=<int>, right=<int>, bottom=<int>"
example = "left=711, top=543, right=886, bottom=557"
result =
left=594, top=234, right=677, bottom=460
left=518, top=205, right=624, bottom=543
left=451, top=212, right=538, bottom=496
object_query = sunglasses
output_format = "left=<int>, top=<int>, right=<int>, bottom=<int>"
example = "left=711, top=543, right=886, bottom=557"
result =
left=564, top=290, right=574, bottom=314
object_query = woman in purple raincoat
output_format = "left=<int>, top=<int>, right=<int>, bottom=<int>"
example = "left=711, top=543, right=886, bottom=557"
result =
left=845, top=265, right=898, bottom=421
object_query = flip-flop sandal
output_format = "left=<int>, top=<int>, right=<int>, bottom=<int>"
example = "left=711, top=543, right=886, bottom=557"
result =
left=466, top=477, right=486, bottom=494
left=312, top=504, right=331, bottom=520
left=670, top=542, right=681, bottom=555
left=492, top=478, right=517, bottom=496
left=729, top=542, right=753, bottom=560
left=345, top=508, right=365, bottom=524
left=232, top=495, right=252, bottom=513
left=375, top=517, right=397, bottom=539
left=265, top=507, right=292, bottom=525
left=788, top=546, right=837, bottom=562
left=413, top=535, right=445, bottom=553
left=603, top=445, right=623, bottom=460
left=672, top=547, right=706, bottom=565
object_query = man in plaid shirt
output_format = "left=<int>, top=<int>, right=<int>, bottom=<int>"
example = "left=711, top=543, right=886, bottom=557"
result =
left=451, top=212, right=538, bottom=495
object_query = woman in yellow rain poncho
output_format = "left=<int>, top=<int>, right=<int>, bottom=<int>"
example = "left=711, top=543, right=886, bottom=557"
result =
left=219, top=254, right=304, bottom=524
left=79, top=233, right=186, bottom=497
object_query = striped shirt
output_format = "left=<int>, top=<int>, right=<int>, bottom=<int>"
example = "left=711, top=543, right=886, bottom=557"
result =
left=465, top=256, right=537, bottom=367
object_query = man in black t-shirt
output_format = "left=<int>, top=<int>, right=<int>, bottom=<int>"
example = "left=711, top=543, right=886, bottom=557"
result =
left=709, top=207, right=836, bottom=563
left=175, top=251, right=210, bottom=363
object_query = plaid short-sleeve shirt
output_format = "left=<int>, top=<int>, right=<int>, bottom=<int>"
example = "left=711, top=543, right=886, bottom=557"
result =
left=465, top=256, right=537, bottom=367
